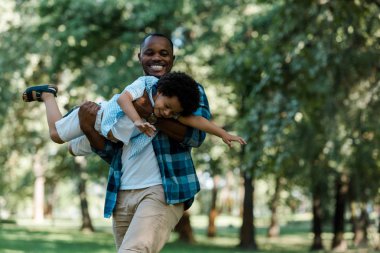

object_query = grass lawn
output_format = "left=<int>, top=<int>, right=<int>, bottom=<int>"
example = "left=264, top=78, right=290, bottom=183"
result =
left=0, top=216, right=378, bottom=253
left=0, top=222, right=113, bottom=253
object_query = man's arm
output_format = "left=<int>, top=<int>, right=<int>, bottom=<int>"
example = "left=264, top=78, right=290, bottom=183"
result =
left=78, top=101, right=106, bottom=150
left=179, top=84, right=211, bottom=147
left=78, top=87, right=210, bottom=148
left=77, top=96, right=187, bottom=148
left=77, top=102, right=120, bottom=164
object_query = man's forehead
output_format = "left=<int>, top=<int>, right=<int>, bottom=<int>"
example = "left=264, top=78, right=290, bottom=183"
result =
left=141, top=36, right=173, bottom=51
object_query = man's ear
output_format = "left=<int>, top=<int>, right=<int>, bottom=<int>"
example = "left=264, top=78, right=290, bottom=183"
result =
left=138, top=52, right=142, bottom=62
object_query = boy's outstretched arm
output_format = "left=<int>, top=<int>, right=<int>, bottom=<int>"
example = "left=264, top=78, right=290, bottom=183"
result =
left=178, top=115, right=246, bottom=147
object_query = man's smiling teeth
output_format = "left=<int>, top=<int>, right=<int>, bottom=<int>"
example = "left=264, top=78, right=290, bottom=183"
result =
left=151, top=65, right=163, bottom=71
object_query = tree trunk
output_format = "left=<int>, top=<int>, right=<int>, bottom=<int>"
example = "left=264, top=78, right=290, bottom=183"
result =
left=44, top=183, right=56, bottom=219
left=350, top=202, right=359, bottom=245
left=207, top=176, right=218, bottom=237
left=310, top=185, right=324, bottom=251
left=75, top=158, right=94, bottom=232
left=33, top=152, right=45, bottom=222
left=239, top=171, right=258, bottom=250
left=331, top=173, right=349, bottom=251
left=175, top=211, right=195, bottom=243
left=352, top=207, right=369, bottom=247
left=267, top=176, right=283, bottom=238
left=376, top=211, right=380, bottom=250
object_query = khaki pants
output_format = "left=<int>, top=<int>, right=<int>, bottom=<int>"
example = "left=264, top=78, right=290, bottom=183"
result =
left=112, top=185, right=184, bottom=253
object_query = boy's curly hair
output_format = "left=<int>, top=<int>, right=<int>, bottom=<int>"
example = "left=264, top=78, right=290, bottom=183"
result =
left=157, top=72, right=200, bottom=116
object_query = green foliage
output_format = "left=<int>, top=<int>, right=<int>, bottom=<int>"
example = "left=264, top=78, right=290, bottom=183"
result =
left=215, top=0, right=379, bottom=190
left=191, top=0, right=380, bottom=220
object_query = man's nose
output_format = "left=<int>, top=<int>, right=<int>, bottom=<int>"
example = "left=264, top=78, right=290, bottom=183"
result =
left=152, top=53, right=161, bottom=60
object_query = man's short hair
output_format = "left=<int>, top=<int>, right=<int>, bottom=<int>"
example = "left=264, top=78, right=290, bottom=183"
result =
left=157, top=72, right=200, bottom=116
left=140, top=33, right=174, bottom=52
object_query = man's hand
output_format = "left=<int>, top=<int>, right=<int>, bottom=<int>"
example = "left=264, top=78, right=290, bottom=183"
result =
left=78, top=101, right=105, bottom=150
left=78, top=101, right=100, bottom=133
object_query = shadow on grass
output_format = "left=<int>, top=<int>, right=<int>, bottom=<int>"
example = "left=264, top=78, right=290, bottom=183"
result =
left=163, top=240, right=258, bottom=253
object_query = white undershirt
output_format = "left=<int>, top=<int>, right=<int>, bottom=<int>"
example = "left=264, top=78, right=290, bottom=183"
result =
left=120, top=127, right=162, bottom=189
left=69, top=127, right=162, bottom=190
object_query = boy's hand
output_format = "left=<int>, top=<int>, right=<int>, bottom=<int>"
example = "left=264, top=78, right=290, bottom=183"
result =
left=222, top=133, right=247, bottom=148
left=134, top=119, right=156, bottom=137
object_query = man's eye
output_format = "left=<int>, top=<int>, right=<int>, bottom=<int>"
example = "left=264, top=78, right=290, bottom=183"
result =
left=144, top=50, right=154, bottom=55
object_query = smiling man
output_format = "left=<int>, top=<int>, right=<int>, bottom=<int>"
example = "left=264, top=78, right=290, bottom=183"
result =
left=139, top=34, right=175, bottom=77
left=73, top=33, right=211, bottom=253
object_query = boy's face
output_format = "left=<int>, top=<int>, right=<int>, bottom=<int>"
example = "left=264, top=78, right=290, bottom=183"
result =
left=154, top=92, right=183, bottom=118
left=138, top=36, right=175, bottom=78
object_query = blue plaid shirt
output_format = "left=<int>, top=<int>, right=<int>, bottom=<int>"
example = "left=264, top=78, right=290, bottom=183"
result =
left=94, top=83, right=211, bottom=218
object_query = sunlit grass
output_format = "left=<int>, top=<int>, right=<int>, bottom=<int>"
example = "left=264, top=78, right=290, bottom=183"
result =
left=1, top=216, right=379, bottom=253
left=0, top=222, right=113, bottom=253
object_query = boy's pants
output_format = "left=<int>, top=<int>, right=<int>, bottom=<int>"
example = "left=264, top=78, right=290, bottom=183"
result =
left=56, top=103, right=135, bottom=144
left=113, top=185, right=184, bottom=253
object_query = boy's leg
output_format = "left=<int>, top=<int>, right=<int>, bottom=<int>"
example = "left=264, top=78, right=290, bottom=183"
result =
left=41, top=93, right=64, bottom=143
left=68, top=136, right=93, bottom=156
left=55, top=107, right=87, bottom=143
left=115, top=185, right=184, bottom=253
left=22, top=85, right=64, bottom=143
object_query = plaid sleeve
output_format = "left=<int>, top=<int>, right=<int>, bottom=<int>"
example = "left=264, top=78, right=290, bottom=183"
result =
left=181, top=84, right=211, bottom=148
left=91, top=140, right=123, bottom=218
